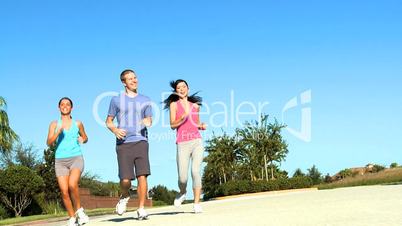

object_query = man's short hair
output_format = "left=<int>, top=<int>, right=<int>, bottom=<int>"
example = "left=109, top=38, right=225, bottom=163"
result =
left=120, top=69, right=136, bottom=81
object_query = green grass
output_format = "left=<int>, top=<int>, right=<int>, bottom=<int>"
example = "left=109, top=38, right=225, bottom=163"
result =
left=0, top=204, right=172, bottom=226
left=152, top=200, right=169, bottom=207
left=318, top=168, right=402, bottom=190
left=0, top=214, right=65, bottom=226
left=0, top=208, right=126, bottom=225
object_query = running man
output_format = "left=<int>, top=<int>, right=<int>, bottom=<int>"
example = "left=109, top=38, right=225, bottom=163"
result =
left=106, top=69, right=153, bottom=220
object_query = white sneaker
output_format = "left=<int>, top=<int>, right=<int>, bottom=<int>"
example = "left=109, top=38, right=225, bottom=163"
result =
left=115, top=196, right=130, bottom=215
left=137, top=208, right=149, bottom=220
left=174, top=193, right=186, bottom=207
left=67, top=217, right=77, bottom=226
left=193, top=203, right=203, bottom=214
left=76, top=207, right=89, bottom=225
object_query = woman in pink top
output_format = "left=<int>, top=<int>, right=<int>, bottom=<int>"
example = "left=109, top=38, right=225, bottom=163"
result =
left=164, top=79, right=207, bottom=213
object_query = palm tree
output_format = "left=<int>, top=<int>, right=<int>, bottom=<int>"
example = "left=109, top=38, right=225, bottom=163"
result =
left=204, top=132, right=240, bottom=184
left=0, top=97, right=18, bottom=153
left=236, top=115, right=288, bottom=180
left=292, top=168, right=305, bottom=178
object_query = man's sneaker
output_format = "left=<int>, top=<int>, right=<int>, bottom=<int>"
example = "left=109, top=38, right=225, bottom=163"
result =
left=193, top=203, right=203, bottom=214
left=67, top=217, right=77, bottom=226
left=75, top=207, right=89, bottom=225
left=115, top=196, right=130, bottom=215
left=137, top=208, right=149, bottom=220
left=174, top=193, right=186, bottom=207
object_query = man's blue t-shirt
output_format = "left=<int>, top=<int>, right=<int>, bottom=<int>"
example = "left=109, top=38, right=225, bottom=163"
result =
left=108, top=93, right=153, bottom=145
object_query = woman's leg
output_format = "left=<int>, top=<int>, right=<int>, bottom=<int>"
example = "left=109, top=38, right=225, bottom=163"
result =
left=193, top=188, right=202, bottom=204
left=57, top=176, right=75, bottom=217
left=68, top=169, right=82, bottom=211
left=177, top=142, right=191, bottom=194
left=191, top=139, right=204, bottom=204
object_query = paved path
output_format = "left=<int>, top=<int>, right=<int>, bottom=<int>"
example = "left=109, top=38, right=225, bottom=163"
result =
left=35, top=185, right=402, bottom=226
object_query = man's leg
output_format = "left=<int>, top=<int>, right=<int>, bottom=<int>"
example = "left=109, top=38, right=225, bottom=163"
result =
left=116, top=143, right=135, bottom=216
left=133, top=141, right=151, bottom=220
left=116, top=179, right=131, bottom=216
left=120, top=179, right=131, bottom=198
left=133, top=141, right=151, bottom=208
left=137, top=176, right=147, bottom=208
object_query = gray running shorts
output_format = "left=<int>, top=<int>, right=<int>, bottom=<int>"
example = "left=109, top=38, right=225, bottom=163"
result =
left=116, top=140, right=150, bottom=180
left=55, top=155, right=84, bottom=177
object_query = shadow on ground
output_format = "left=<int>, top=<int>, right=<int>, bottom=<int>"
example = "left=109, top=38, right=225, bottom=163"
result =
left=104, top=211, right=193, bottom=222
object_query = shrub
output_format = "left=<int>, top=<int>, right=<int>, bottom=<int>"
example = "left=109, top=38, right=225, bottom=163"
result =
left=37, top=147, right=60, bottom=202
left=79, top=172, right=119, bottom=197
left=34, top=193, right=64, bottom=215
left=307, top=165, right=322, bottom=185
left=288, top=177, right=313, bottom=189
left=22, top=197, right=43, bottom=217
left=221, top=180, right=251, bottom=196
left=339, top=169, right=352, bottom=179
left=276, top=178, right=290, bottom=190
left=372, top=164, right=386, bottom=173
left=390, top=163, right=399, bottom=168
left=0, top=165, right=44, bottom=217
left=0, top=204, right=10, bottom=220
left=324, top=174, right=333, bottom=183
left=318, top=167, right=402, bottom=190
left=204, top=177, right=313, bottom=200
left=149, top=185, right=178, bottom=205
left=41, top=201, right=65, bottom=215
left=152, top=200, right=168, bottom=207
left=203, top=184, right=222, bottom=200
left=292, top=168, right=305, bottom=178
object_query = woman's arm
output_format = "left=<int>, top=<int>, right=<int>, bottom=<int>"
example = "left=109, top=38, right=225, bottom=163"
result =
left=77, top=121, right=88, bottom=144
left=194, top=104, right=207, bottom=130
left=46, top=121, right=62, bottom=146
left=170, top=102, right=188, bottom=129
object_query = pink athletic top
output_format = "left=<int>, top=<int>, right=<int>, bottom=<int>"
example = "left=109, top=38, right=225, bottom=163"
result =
left=175, top=101, right=201, bottom=144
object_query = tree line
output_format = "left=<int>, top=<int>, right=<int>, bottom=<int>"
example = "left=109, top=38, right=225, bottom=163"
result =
left=202, top=115, right=323, bottom=199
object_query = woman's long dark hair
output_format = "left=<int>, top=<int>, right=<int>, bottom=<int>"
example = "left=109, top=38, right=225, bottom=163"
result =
left=163, top=79, right=202, bottom=109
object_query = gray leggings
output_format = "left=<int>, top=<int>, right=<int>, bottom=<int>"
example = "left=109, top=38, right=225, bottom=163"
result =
left=176, top=138, right=204, bottom=194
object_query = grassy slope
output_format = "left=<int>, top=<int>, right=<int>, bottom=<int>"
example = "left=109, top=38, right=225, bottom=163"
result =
left=318, top=168, right=402, bottom=190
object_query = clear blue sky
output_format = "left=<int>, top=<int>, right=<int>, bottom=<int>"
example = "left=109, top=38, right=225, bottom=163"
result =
left=1, top=0, right=401, bottom=193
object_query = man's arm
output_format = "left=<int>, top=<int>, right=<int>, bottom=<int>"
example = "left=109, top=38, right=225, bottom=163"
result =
left=106, top=116, right=126, bottom=139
